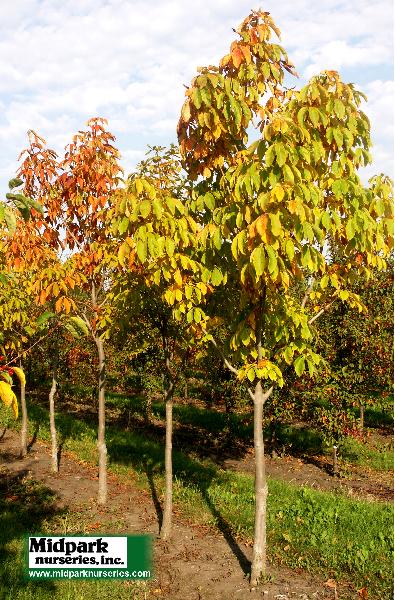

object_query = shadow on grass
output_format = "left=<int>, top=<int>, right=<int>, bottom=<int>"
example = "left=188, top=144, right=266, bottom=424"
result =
left=142, top=458, right=163, bottom=530
left=107, top=433, right=250, bottom=576
left=0, top=467, right=64, bottom=596
left=27, top=424, right=40, bottom=452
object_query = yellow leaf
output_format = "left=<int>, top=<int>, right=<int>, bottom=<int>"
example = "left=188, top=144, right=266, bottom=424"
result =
left=181, top=100, right=191, bottom=122
left=256, top=214, right=268, bottom=241
left=0, top=381, right=18, bottom=419
left=12, top=367, right=26, bottom=387
left=274, top=185, right=285, bottom=201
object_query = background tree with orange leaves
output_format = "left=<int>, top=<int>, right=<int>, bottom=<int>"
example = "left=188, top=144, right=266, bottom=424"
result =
left=15, top=118, right=123, bottom=504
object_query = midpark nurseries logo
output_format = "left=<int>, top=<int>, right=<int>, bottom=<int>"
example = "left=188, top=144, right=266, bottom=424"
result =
left=25, top=535, right=152, bottom=580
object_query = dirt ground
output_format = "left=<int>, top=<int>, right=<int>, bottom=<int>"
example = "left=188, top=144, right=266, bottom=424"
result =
left=0, top=428, right=369, bottom=599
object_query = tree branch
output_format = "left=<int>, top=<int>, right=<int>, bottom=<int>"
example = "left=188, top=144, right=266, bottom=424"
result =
left=4, top=326, right=58, bottom=367
left=308, top=300, right=335, bottom=325
left=210, top=337, right=239, bottom=376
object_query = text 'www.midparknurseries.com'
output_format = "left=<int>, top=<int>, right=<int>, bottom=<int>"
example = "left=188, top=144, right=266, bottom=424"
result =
left=25, top=535, right=152, bottom=579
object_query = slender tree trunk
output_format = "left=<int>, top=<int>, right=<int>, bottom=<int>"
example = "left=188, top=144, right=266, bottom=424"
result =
left=250, top=381, right=268, bottom=587
left=160, top=323, right=176, bottom=540
left=359, top=401, right=364, bottom=434
left=20, top=360, right=28, bottom=458
left=49, top=365, right=58, bottom=473
left=144, top=394, right=153, bottom=424
left=161, top=388, right=174, bottom=539
left=95, top=335, right=107, bottom=505
left=332, top=445, right=338, bottom=477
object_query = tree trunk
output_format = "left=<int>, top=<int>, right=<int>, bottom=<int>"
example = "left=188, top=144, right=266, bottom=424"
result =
left=20, top=360, right=28, bottom=458
left=332, top=445, right=338, bottom=477
left=95, top=336, right=107, bottom=505
left=49, top=365, right=58, bottom=473
left=359, top=401, right=364, bottom=434
left=250, top=381, right=268, bottom=587
left=160, top=322, right=175, bottom=541
left=144, top=394, right=153, bottom=424
left=161, top=391, right=173, bottom=540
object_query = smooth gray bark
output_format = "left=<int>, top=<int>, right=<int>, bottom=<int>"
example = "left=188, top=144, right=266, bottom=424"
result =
left=161, top=390, right=174, bottom=540
left=49, top=366, right=58, bottom=473
left=95, top=335, right=107, bottom=505
left=20, top=361, right=27, bottom=458
left=160, top=329, right=175, bottom=540
left=250, top=382, right=272, bottom=587
left=359, top=401, right=365, bottom=434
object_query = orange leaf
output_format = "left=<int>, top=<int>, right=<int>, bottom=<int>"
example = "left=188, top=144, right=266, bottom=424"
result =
left=240, top=44, right=252, bottom=64
left=231, top=46, right=244, bottom=68
left=55, top=297, right=63, bottom=313
left=256, top=214, right=268, bottom=238
left=63, top=297, right=71, bottom=314
left=181, top=100, right=191, bottom=122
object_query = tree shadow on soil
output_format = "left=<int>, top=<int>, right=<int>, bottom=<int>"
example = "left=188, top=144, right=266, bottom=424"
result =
left=107, top=436, right=250, bottom=577
left=0, top=467, right=64, bottom=596
left=27, top=423, right=40, bottom=452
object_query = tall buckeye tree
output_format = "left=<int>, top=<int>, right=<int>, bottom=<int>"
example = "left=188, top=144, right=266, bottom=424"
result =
left=178, top=10, right=393, bottom=586
left=113, top=145, right=209, bottom=538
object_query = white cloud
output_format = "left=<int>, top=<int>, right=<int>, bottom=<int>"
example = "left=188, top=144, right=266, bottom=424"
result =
left=0, top=0, right=393, bottom=194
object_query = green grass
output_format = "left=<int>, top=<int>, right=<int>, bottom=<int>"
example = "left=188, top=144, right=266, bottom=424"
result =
left=0, top=401, right=393, bottom=599
left=107, top=391, right=252, bottom=439
left=341, top=436, right=394, bottom=471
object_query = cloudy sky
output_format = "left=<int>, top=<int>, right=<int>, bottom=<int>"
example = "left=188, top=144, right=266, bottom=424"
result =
left=1, top=0, right=393, bottom=193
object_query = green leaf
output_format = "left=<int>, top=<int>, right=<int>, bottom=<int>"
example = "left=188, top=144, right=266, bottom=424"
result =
left=266, top=246, right=277, bottom=274
left=118, top=216, right=129, bottom=235
left=250, top=246, right=266, bottom=278
left=36, top=311, right=56, bottom=326
left=69, top=316, right=89, bottom=337
left=165, top=238, right=175, bottom=257
left=137, top=238, right=147, bottom=262
left=204, top=193, right=215, bottom=210
left=4, top=207, right=17, bottom=233
left=321, top=212, right=331, bottom=230
left=285, top=239, right=295, bottom=262
left=139, top=199, right=151, bottom=218
left=294, top=355, right=305, bottom=376
left=309, top=107, right=320, bottom=127
left=334, top=99, right=345, bottom=119
left=275, top=143, right=287, bottom=167
left=345, top=219, right=355, bottom=240
left=333, top=129, right=343, bottom=148
left=303, top=222, right=314, bottom=242
left=297, top=107, right=308, bottom=127
left=8, top=177, right=23, bottom=190
left=283, top=164, right=294, bottom=184
left=211, top=267, right=222, bottom=286
left=283, top=346, right=293, bottom=365
left=265, top=145, right=276, bottom=167
left=192, top=88, right=202, bottom=109
left=0, top=371, right=14, bottom=385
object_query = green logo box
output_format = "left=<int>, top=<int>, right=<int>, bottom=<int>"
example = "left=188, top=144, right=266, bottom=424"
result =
left=24, top=534, right=152, bottom=580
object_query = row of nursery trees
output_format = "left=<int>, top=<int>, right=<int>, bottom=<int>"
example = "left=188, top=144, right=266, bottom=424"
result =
left=0, top=11, right=393, bottom=587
